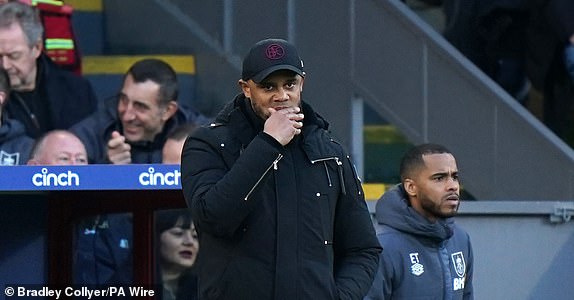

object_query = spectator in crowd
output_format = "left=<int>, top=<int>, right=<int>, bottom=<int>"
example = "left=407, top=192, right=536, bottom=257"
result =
left=73, top=211, right=134, bottom=285
left=0, top=1, right=97, bottom=138
left=0, top=66, right=33, bottom=165
left=443, top=0, right=530, bottom=103
left=365, top=143, right=473, bottom=300
left=74, top=122, right=199, bottom=286
left=0, top=0, right=82, bottom=74
left=525, top=0, right=574, bottom=143
left=24, top=129, right=134, bottom=285
left=71, top=58, right=203, bottom=164
left=154, top=124, right=201, bottom=298
left=27, top=129, right=87, bottom=165
left=155, top=209, right=199, bottom=300
left=162, top=123, right=197, bottom=165
left=181, top=38, right=381, bottom=299
left=442, top=0, right=574, bottom=144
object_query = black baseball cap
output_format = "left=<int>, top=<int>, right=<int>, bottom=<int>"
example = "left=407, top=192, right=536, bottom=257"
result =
left=242, top=38, right=305, bottom=83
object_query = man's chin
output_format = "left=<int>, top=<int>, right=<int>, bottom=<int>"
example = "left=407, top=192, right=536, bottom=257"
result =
left=123, top=133, right=141, bottom=143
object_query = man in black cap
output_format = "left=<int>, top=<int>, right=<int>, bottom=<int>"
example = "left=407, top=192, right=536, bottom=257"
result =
left=181, top=38, right=381, bottom=299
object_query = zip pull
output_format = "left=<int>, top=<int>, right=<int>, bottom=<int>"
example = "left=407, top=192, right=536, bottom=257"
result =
left=244, top=153, right=283, bottom=201
left=335, top=158, right=347, bottom=195
left=273, top=154, right=282, bottom=170
left=323, top=161, right=332, bottom=187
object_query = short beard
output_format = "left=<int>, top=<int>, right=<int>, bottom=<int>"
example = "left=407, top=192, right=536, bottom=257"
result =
left=420, top=195, right=459, bottom=219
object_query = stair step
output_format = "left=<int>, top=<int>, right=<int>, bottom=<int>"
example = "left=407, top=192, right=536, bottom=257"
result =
left=82, top=55, right=195, bottom=75
left=65, top=0, right=103, bottom=12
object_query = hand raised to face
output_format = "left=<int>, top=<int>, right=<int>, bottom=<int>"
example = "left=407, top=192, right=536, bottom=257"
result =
left=106, top=131, right=132, bottom=164
left=263, top=106, right=304, bottom=146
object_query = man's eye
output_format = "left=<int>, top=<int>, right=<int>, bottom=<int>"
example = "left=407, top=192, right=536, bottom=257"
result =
left=8, top=53, right=21, bottom=60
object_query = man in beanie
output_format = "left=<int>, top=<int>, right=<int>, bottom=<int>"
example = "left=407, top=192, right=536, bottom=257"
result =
left=181, top=38, right=381, bottom=299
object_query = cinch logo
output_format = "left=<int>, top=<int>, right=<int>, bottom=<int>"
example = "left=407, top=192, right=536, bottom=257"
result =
left=32, top=168, right=80, bottom=187
left=139, top=167, right=180, bottom=186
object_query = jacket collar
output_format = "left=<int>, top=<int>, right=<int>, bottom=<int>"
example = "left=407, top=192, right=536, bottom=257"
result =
left=376, top=184, right=455, bottom=243
left=214, top=94, right=338, bottom=161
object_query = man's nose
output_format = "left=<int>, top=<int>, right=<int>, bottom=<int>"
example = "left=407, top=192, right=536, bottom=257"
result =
left=446, top=177, right=459, bottom=191
left=274, top=88, right=289, bottom=101
left=121, top=104, right=136, bottom=121
left=0, top=56, right=11, bottom=70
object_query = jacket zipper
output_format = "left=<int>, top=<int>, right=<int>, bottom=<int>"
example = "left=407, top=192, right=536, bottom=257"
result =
left=13, top=93, right=41, bottom=131
left=244, top=153, right=283, bottom=201
left=311, top=157, right=346, bottom=195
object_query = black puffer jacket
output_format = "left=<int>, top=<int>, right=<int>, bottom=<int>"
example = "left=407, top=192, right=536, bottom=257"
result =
left=181, top=94, right=381, bottom=300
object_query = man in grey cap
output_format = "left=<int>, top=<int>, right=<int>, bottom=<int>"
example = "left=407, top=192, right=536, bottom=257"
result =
left=181, top=38, right=381, bottom=299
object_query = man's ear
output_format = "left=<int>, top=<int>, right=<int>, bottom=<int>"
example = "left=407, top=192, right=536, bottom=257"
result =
left=161, top=101, right=178, bottom=121
left=238, top=79, right=251, bottom=98
left=403, top=178, right=417, bottom=197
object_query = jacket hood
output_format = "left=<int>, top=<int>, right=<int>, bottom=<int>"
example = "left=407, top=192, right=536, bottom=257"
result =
left=214, top=94, right=330, bottom=130
left=213, top=94, right=336, bottom=160
left=376, top=184, right=454, bottom=243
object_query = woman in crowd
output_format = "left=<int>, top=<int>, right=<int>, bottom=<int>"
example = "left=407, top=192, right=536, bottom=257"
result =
left=155, top=209, right=199, bottom=300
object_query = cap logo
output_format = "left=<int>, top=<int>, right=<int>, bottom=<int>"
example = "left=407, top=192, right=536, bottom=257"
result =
left=265, top=44, right=285, bottom=60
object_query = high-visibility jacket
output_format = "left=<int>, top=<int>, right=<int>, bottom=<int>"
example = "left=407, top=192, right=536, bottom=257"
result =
left=31, top=0, right=81, bottom=74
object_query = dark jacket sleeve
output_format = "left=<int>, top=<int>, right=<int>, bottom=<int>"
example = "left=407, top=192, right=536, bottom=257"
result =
left=181, top=127, right=284, bottom=238
left=70, top=112, right=107, bottom=164
left=43, top=55, right=98, bottom=129
left=333, top=152, right=382, bottom=300
left=364, top=232, right=396, bottom=300
left=463, top=230, right=474, bottom=300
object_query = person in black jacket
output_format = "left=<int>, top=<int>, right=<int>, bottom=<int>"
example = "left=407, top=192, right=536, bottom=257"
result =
left=0, top=1, right=97, bottom=138
left=0, top=66, right=33, bottom=165
left=181, top=38, right=381, bottom=300
left=71, top=58, right=205, bottom=164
